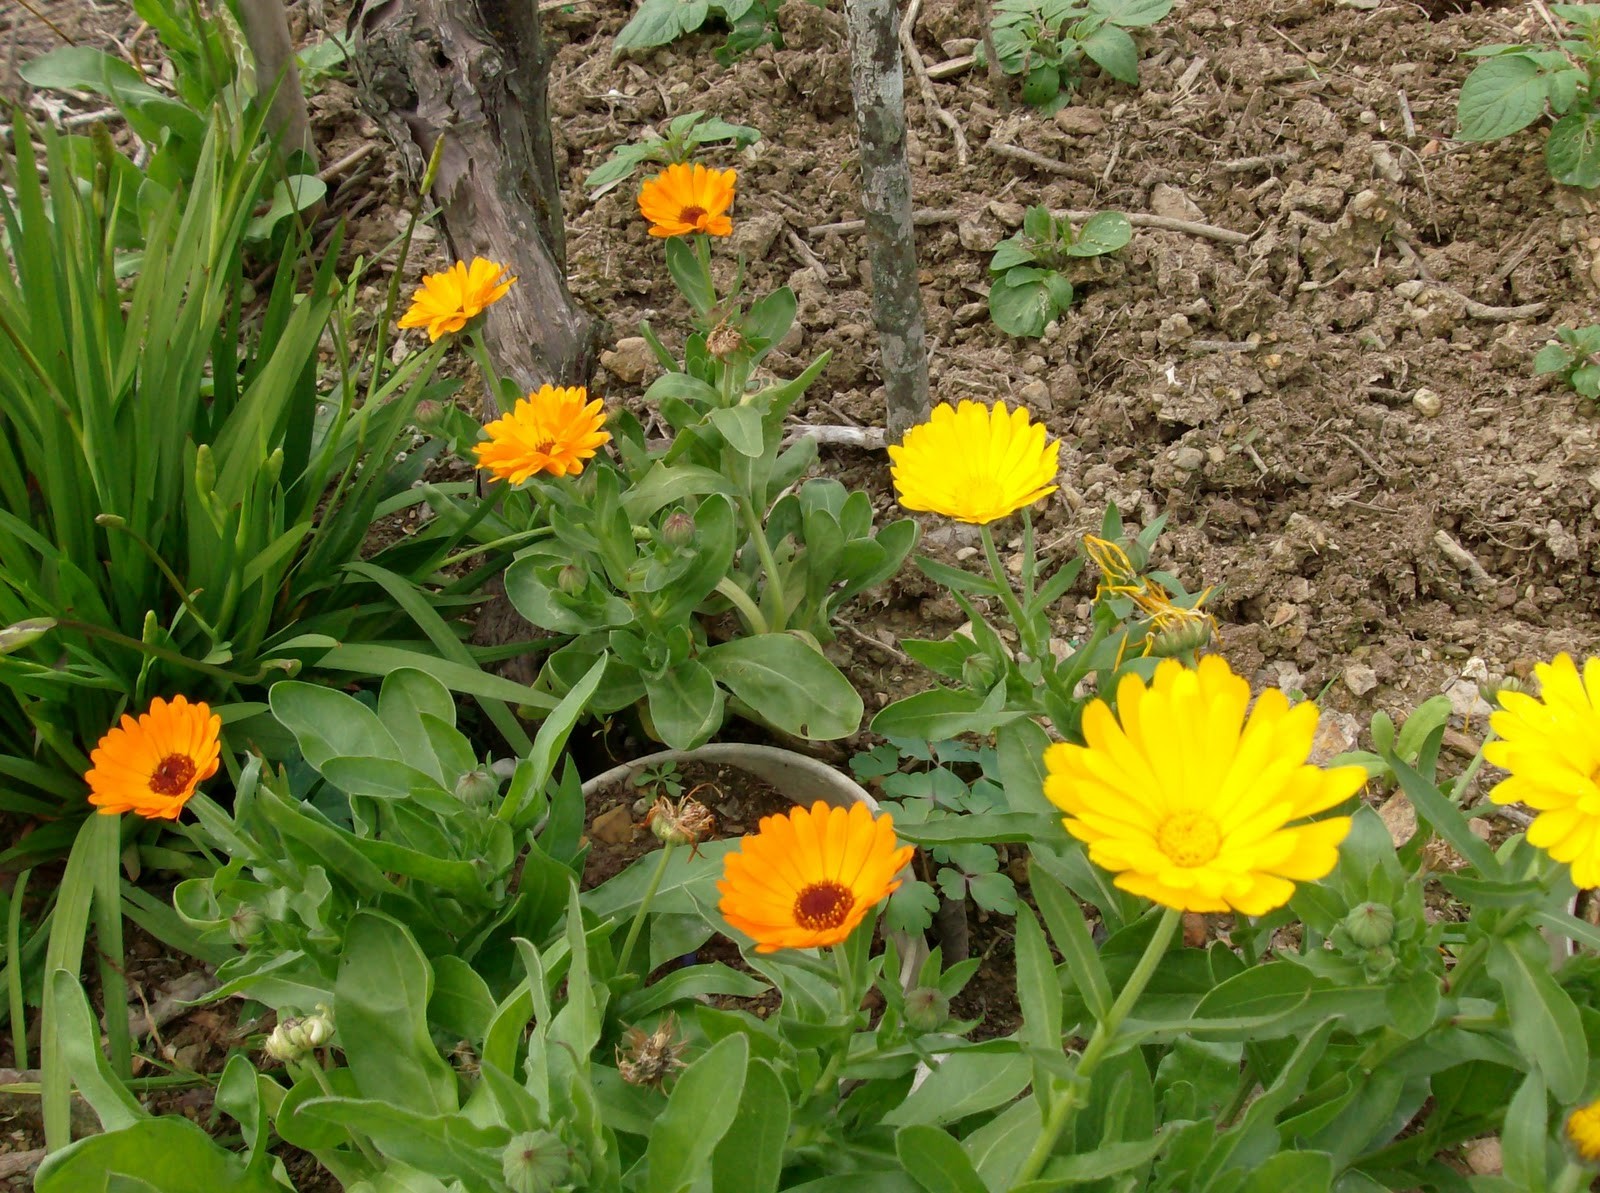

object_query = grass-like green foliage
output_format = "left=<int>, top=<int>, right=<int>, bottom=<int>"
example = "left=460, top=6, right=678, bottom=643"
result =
left=585, top=111, right=761, bottom=194
left=613, top=0, right=795, bottom=63
left=988, top=204, right=1131, bottom=337
left=0, top=116, right=516, bottom=856
left=1456, top=4, right=1600, bottom=189
left=987, top=0, right=1173, bottom=113
left=1534, top=323, right=1600, bottom=402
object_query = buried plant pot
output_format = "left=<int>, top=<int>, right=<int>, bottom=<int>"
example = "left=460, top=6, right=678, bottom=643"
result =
left=581, top=741, right=929, bottom=991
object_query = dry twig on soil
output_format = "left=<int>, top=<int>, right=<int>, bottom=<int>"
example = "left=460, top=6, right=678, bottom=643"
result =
left=899, top=0, right=969, bottom=166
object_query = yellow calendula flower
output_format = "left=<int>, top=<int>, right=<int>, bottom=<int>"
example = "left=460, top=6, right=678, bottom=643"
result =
left=86, top=695, right=222, bottom=821
left=398, top=257, right=516, bottom=341
left=1567, top=1097, right=1600, bottom=1163
left=474, top=385, right=611, bottom=484
left=889, top=400, right=1060, bottom=525
left=718, top=800, right=913, bottom=953
left=1484, top=654, right=1600, bottom=887
left=638, top=163, right=736, bottom=238
left=1043, top=656, right=1365, bottom=916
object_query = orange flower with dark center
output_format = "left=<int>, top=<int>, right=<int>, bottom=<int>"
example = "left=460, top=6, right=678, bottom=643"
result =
left=637, top=163, right=737, bottom=238
left=398, top=257, right=516, bottom=341
left=717, top=800, right=913, bottom=953
left=474, top=384, right=611, bottom=483
left=86, top=695, right=222, bottom=820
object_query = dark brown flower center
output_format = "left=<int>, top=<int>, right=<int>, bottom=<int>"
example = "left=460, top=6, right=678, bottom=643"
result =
left=532, top=438, right=556, bottom=455
left=793, top=881, right=854, bottom=931
left=678, top=205, right=708, bottom=225
left=149, top=753, right=197, bottom=796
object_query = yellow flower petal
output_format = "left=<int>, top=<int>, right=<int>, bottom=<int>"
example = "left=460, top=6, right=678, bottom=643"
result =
left=398, top=257, right=516, bottom=341
left=638, top=163, right=737, bottom=238
left=1042, top=656, right=1359, bottom=916
left=474, top=385, right=610, bottom=484
left=888, top=400, right=1060, bottom=525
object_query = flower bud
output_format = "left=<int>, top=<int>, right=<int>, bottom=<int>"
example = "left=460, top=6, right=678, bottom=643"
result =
left=904, top=986, right=950, bottom=1033
left=556, top=564, right=587, bottom=596
left=1342, top=902, right=1395, bottom=950
left=1149, top=614, right=1214, bottom=658
left=660, top=510, right=696, bottom=549
left=264, top=1004, right=335, bottom=1063
left=0, top=618, right=55, bottom=656
left=229, top=906, right=266, bottom=947
left=454, top=767, right=499, bottom=808
left=501, top=1130, right=570, bottom=1193
left=412, top=399, right=445, bottom=431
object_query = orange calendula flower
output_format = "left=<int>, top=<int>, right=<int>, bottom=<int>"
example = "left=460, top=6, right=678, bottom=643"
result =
left=718, top=800, right=913, bottom=953
left=1043, top=656, right=1364, bottom=917
left=638, top=163, right=737, bottom=238
left=474, top=384, right=610, bottom=483
left=86, top=695, right=222, bottom=820
left=398, top=257, right=516, bottom=341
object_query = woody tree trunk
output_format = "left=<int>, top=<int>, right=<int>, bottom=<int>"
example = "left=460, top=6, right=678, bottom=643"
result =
left=347, top=0, right=601, bottom=403
left=844, top=0, right=931, bottom=443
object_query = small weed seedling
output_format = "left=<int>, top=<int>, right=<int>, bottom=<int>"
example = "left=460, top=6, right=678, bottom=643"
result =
left=613, top=0, right=797, bottom=63
left=1456, top=3, right=1600, bottom=188
left=1534, top=323, right=1600, bottom=402
left=986, top=0, right=1174, bottom=113
left=630, top=759, right=686, bottom=801
left=585, top=111, right=761, bottom=195
left=851, top=737, right=1019, bottom=936
left=987, top=204, right=1132, bottom=337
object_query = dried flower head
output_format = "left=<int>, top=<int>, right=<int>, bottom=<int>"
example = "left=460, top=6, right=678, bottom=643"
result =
left=398, top=257, right=516, bottom=341
left=646, top=795, right=716, bottom=851
left=638, top=163, right=737, bottom=238
left=86, top=694, right=222, bottom=820
left=616, top=1014, right=689, bottom=1088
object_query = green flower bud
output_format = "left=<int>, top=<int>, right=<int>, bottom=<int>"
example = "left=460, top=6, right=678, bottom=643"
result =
left=1342, top=902, right=1395, bottom=950
left=412, top=399, right=445, bottom=431
left=660, top=510, right=696, bottom=549
left=904, top=986, right=951, bottom=1033
left=0, top=618, right=55, bottom=656
left=264, top=1004, right=335, bottom=1063
left=454, top=767, right=499, bottom=807
left=229, top=906, right=266, bottom=947
left=501, top=1130, right=570, bottom=1193
left=556, top=564, right=587, bottom=596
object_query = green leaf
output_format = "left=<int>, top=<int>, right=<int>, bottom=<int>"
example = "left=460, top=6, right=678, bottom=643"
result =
left=1387, top=752, right=1500, bottom=875
left=886, top=1052, right=1032, bottom=1127
left=989, top=270, right=1058, bottom=338
left=295, top=1097, right=507, bottom=1184
left=990, top=234, right=1038, bottom=271
left=34, top=1117, right=287, bottom=1193
left=665, top=234, right=715, bottom=316
left=1030, top=862, right=1113, bottom=1020
left=335, top=911, right=458, bottom=1116
left=1015, top=905, right=1063, bottom=1055
left=872, top=685, right=1028, bottom=740
left=429, top=955, right=496, bottom=1044
left=896, top=1124, right=990, bottom=1193
left=1081, top=23, right=1139, bottom=84
left=1546, top=108, right=1600, bottom=188
left=1066, top=211, right=1133, bottom=257
left=709, top=405, right=766, bottom=457
left=702, top=634, right=862, bottom=739
left=711, top=1058, right=789, bottom=1193
left=19, top=47, right=166, bottom=101
left=44, top=969, right=145, bottom=1132
left=1457, top=55, right=1550, bottom=141
left=1090, top=0, right=1174, bottom=26
left=1235, top=1150, right=1335, bottom=1193
left=645, top=658, right=725, bottom=750
left=315, top=643, right=558, bottom=713
left=1500, top=1070, right=1548, bottom=1193
left=614, top=0, right=694, bottom=54
left=647, top=1033, right=748, bottom=1193
left=1487, top=930, right=1586, bottom=1102
left=269, top=681, right=401, bottom=768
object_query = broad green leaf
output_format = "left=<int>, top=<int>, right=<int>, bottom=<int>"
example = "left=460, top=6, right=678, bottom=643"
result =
left=1235, top=1150, right=1335, bottom=1193
left=335, top=911, right=458, bottom=1116
left=429, top=956, right=496, bottom=1044
left=645, top=659, right=725, bottom=750
left=1546, top=109, right=1600, bottom=188
left=1089, top=0, right=1173, bottom=25
left=34, top=1117, right=286, bottom=1193
left=1457, top=55, right=1549, bottom=141
left=871, top=685, right=1028, bottom=740
left=895, top=1124, right=989, bottom=1193
left=885, top=1051, right=1032, bottom=1127
left=711, top=1058, right=788, bottom=1193
left=1081, top=23, right=1139, bottom=84
left=316, top=643, right=558, bottom=712
left=647, top=1033, right=748, bottom=1193
left=1031, top=862, right=1113, bottom=1020
left=1388, top=752, right=1500, bottom=876
left=45, top=969, right=145, bottom=1132
left=988, top=271, right=1058, bottom=338
left=1015, top=905, right=1063, bottom=1055
left=295, top=1097, right=507, bottom=1184
left=1499, top=1070, right=1548, bottom=1193
left=269, top=680, right=402, bottom=768
left=1487, top=930, right=1586, bottom=1102
left=19, top=47, right=166, bottom=101
left=1066, top=211, right=1133, bottom=258
left=702, top=634, right=862, bottom=739
left=709, top=405, right=766, bottom=457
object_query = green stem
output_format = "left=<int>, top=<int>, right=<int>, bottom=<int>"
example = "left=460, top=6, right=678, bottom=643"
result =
left=1453, top=728, right=1499, bottom=812
left=715, top=577, right=769, bottom=635
left=7, top=869, right=30, bottom=1070
left=464, top=330, right=510, bottom=415
left=1552, top=1160, right=1590, bottom=1193
left=53, top=618, right=296, bottom=688
left=94, top=516, right=218, bottom=640
left=1010, top=906, right=1182, bottom=1190
left=808, top=945, right=862, bottom=1101
left=738, top=495, right=789, bottom=632
left=615, top=840, right=677, bottom=979
left=296, top=1060, right=382, bottom=1168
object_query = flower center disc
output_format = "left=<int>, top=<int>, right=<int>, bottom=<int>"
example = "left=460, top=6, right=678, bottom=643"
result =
left=678, top=205, right=708, bottom=225
left=149, top=753, right=197, bottom=796
left=1157, top=811, right=1221, bottom=868
left=793, top=880, right=854, bottom=931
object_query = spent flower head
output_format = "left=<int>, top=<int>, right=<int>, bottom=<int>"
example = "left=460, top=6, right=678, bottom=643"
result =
left=889, top=399, right=1060, bottom=525
left=86, top=694, right=222, bottom=821
left=616, top=1014, right=689, bottom=1088
left=1043, top=656, right=1365, bottom=916
left=638, top=162, right=736, bottom=238
left=474, top=385, right=610, bottom=484
left=1484, top=654, right=1600, bottom=886
left=398, top=257, right=516, bottom=341
left=718, top=800, right=913, bottom=952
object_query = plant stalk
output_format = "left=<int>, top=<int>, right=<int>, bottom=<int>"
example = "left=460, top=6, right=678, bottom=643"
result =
left=615, top=839, right=677, bottom=979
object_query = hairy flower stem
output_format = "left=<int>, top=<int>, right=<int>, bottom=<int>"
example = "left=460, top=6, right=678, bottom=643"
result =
left=465, top=329, right=510, bottom=416
left=738, top=495, right=789, bottom=632
left=616, top=839, right=677, bottom=979
left=715, top=577, right=769, bottom=635
left=1010, top=906, right=1182, bottom=1189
